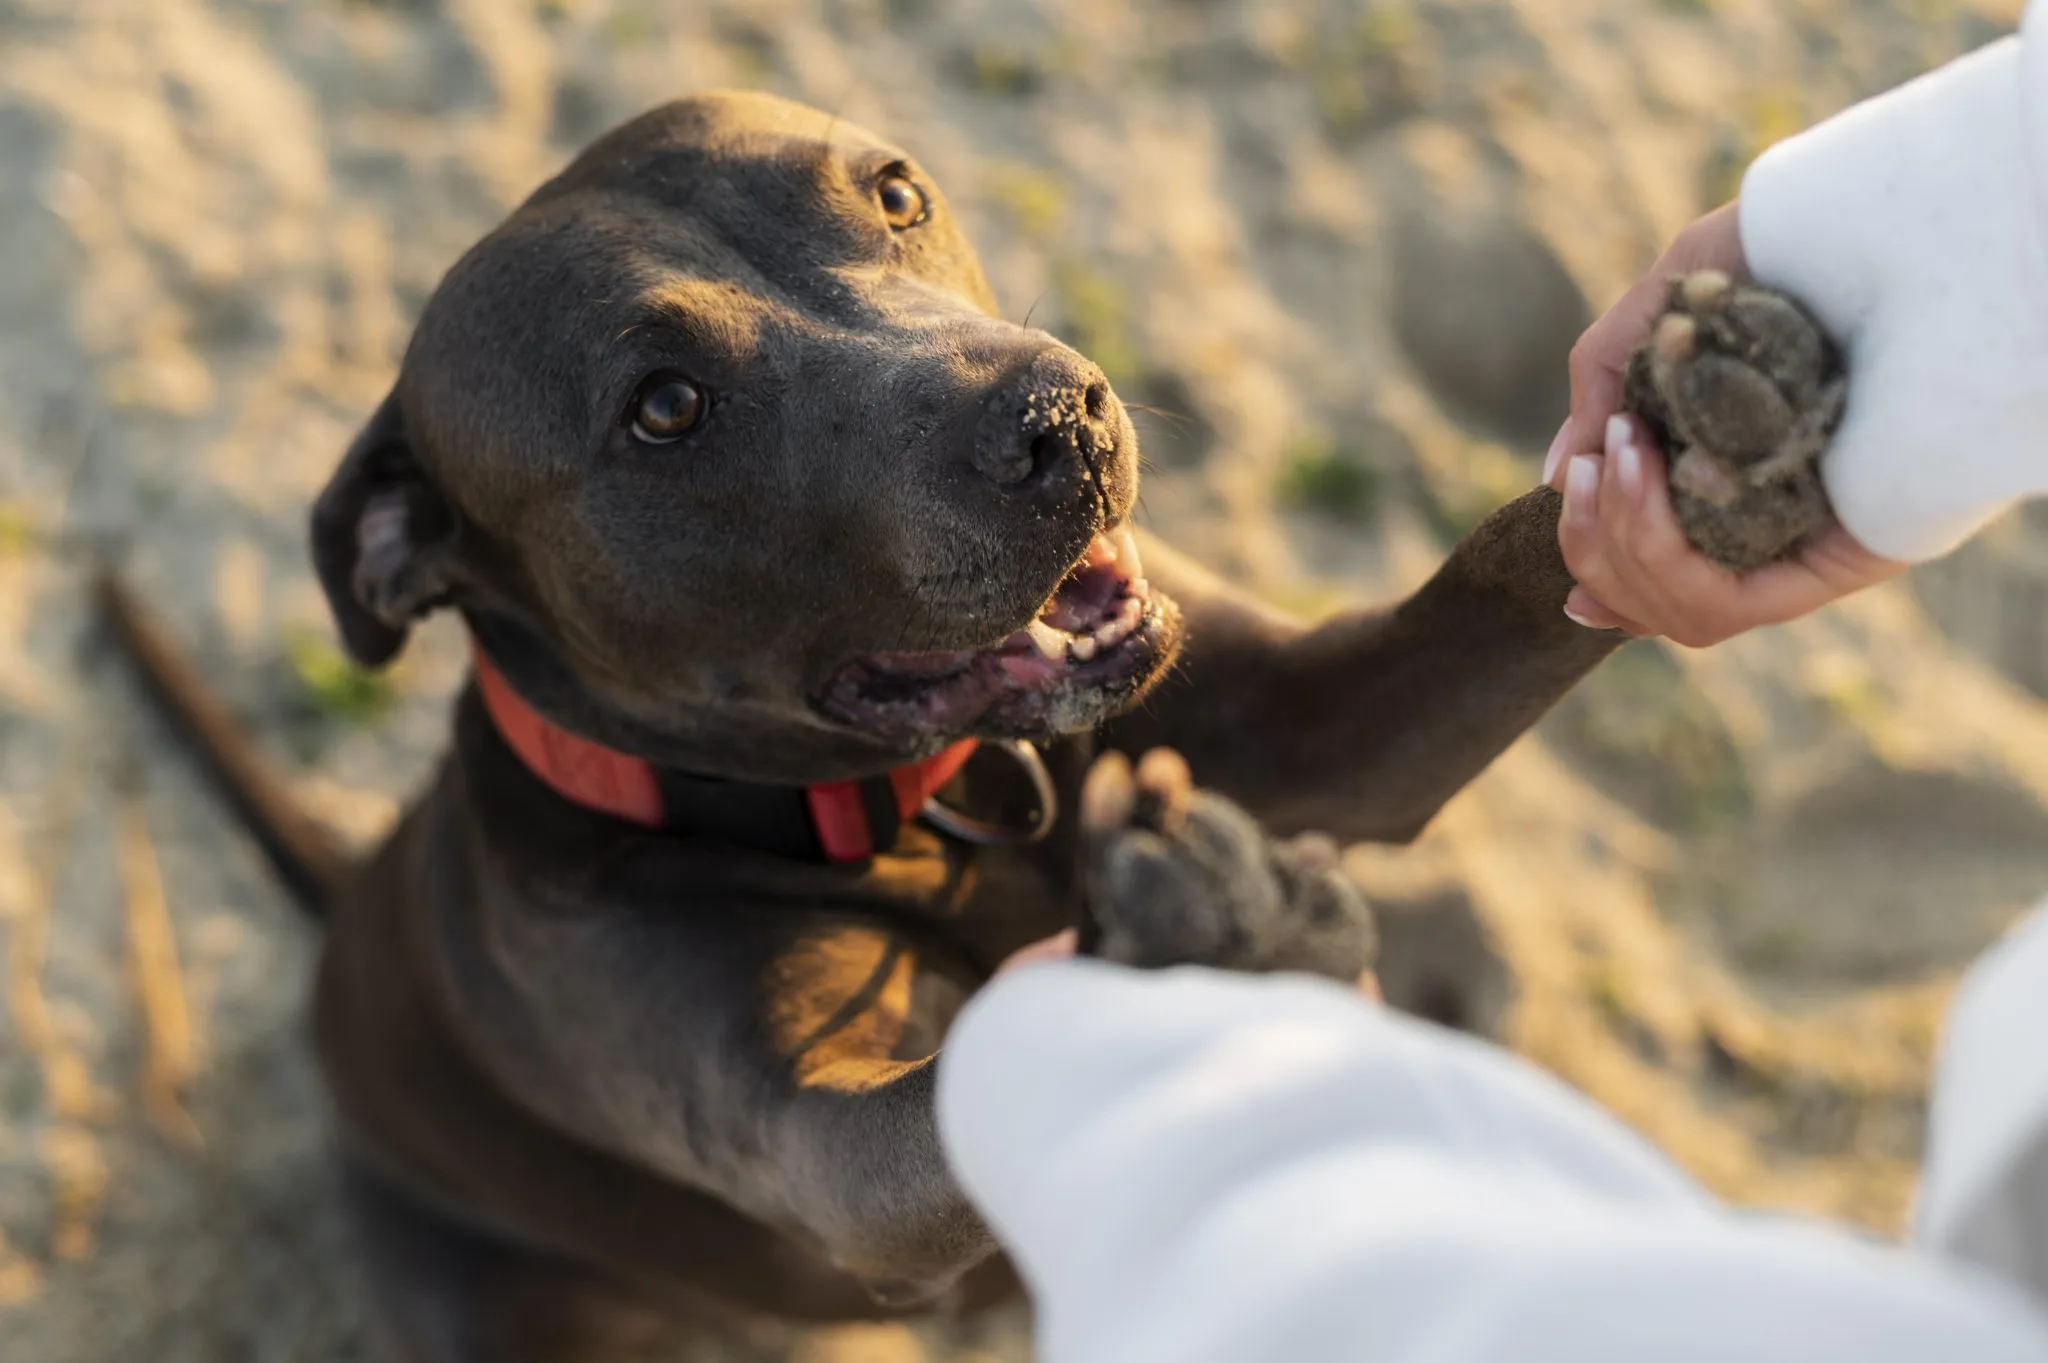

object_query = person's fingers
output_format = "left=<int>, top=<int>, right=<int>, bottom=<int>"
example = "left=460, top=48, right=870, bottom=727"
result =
left=1704, top=531, right=1908, bottom=633
left=1591, top=419, right=1680, bottom=628
left=1617, top=418, right=1904, bottom=644
left=1558, top=452, right=1607, bottom=573
left=1594, top=515, right=1904, bottom=650
left=1608, top=416, right=1648, bottom=510
left=1558, top=455, right=1651, bottom=634
left=1574, top=431, right=1666, bottom=622
left=1603, top=417, right=1714, bottom=590
left=996, top=928, right=1080, bottom=976
left=1555, top=245, right=1905, bottom=649
left=1558, top=451, right=1629, bottom=619
left=1569, top=278, right=1664, bottom=411
left=1563, top=585, right=1637, bottom=632
left=1561, top=453, right=1603, bottom=537
left=1797, top=522, right=1910, bottom=591
left=1557, top=298, right=1652, bottom=489
left=1542, top=418, right=1572, bottom=487
left=1562, top=420, right=1700, bottom=636
left=1597, top=414, right=1655, bottom=568
left=1554, top=202, right=1748, bottom=491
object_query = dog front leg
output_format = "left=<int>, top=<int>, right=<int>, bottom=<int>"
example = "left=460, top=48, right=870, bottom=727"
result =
left=493, top=911, right=999, bottom=1309
left=765, top=1056, right=997, bottom=1305
left=1104, top=489, right=1620, bottom=843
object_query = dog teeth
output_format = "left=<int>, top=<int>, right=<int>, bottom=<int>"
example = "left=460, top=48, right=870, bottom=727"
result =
left=1078, top=532, right=1120, bottom=571
left=1025, top=619, right=1067, bottom=660
left=1112, top=526, right=1144, bottom=582
left=1100, top=598, right=1138, bottom=638
left=1080, top=525, right=1146, bottom=580
left=1068, top=597, right=1147, bottom=663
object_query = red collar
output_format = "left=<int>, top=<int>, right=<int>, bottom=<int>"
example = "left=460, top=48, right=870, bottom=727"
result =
left=471, top=645, right=978, bottom=863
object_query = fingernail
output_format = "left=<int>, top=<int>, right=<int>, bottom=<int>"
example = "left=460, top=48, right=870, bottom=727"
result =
left=1564, top=588, right=1615, bottom=631
left=1613, top=432, right=1643, bottom=503
left=1605, top=413, right=1635, bottom=459
left=1542, top=419, right=1573, bottom=485
left=1565, top=455, right=1600, bottom=523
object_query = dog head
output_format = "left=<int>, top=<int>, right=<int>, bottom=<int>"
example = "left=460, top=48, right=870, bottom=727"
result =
left=310, top=92, right=1181, bottom=782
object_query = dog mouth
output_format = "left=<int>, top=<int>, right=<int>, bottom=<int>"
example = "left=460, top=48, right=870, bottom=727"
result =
left=818, top=525, right=1178, bottom=742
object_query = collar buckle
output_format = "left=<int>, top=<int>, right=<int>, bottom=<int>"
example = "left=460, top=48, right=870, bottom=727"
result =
left=917, top=739, right=1058, bottom=848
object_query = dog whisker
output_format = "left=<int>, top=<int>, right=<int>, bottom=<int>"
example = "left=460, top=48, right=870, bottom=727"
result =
left=1020, top=290, right=1050, bottom=332
left=1125, top=404, right=1192, bottom=432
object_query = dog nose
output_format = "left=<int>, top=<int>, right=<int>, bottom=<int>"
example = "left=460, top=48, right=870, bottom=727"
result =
left=971, top=347, right=1119, bottom=490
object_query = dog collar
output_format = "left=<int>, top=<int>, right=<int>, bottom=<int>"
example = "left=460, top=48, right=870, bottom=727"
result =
left=471, top=644, right=980, bottom=863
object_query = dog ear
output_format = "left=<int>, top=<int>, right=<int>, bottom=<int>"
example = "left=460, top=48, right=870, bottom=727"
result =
left=309, top=391, right=461, bottom=668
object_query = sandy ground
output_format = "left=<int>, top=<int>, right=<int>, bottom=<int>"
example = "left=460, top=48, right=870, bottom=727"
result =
left=0, top=0, right=2039, bottom=1357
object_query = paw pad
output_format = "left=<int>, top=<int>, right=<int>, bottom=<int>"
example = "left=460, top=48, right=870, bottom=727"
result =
left=1079, top=749, right=1377, bottom=983
left=1622, top=272, right=1847, bottom=571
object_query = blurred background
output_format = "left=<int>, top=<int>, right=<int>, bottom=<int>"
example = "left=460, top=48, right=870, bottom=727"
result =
left=0, top=0, right=2037, bottom=1358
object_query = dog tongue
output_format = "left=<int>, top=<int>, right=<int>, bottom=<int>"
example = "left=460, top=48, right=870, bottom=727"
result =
left=853, top=526, right=1151, bottom=695
left=1041, top=528, right=1144, bottom=633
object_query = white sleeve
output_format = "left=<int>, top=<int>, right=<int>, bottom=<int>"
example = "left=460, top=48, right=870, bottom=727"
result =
left=1917, top=906, right=2048, bottom=1296
left=937, top=962, right=2048, bottom=1363
left=1737, top=4, right=2048, bottom=564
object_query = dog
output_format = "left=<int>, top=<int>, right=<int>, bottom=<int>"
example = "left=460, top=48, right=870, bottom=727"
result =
left=102, top=91, right=1633, bottom=1359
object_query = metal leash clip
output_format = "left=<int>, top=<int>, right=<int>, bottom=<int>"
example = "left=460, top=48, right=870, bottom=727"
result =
left=918, top=738, right=1058, bottom=847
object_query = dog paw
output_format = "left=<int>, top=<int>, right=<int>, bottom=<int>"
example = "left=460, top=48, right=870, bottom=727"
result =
left=1621, top=270, right=1847, bottom=571
left=1077, top=748, right=1377, bottom=984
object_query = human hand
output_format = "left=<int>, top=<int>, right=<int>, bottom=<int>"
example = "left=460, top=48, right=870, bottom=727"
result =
left=995, top=926, right=1380, bottom=997
left=996, top=929, right=1079, bottom=975
left=1545, top=203, right=1903, bottom=645
left=1544, top=203, right=1748, bottom=487
left=1555, top=414, right=1903, bottom=646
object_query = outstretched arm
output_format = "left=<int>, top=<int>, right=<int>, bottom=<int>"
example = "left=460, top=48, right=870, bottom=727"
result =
left=1103, top=489, right=1618, bottom=844
left=1741, top=12, right=2048, bottom=564
left=1557, top=9, right=2045, bottom=641
left=938, top=960, right=2048, bottom=1363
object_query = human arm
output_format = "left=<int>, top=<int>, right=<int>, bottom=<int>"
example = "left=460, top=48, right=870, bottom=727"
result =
left=938, top=961, right=2048, bottom=1363
left=1554, top=8, right=2047, bottom=641
left=1918, top=905, right=2048, bottom=1300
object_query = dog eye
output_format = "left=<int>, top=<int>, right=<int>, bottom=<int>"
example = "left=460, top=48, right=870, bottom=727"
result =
left=876, top=173, right=929, bottom=231
left=629, top=374, right=708, bottom=444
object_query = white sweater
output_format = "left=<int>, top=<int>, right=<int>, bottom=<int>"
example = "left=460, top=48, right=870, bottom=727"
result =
left=1741, top=4, right=2048, bottom=562
left=935, top=16, right=2048, bottom=1356
left=940, top=927, right=2048, bottom=1363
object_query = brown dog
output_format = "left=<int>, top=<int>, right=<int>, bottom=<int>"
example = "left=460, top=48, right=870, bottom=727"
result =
left=105, top=91, right=1634, bottom=1360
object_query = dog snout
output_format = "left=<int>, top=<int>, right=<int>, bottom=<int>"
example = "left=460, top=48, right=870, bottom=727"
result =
left=970, top=347, right=1120, bottom=492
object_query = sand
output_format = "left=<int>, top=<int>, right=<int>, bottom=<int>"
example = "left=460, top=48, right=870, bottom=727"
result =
left=0, top=0, right=2036, bottom=1357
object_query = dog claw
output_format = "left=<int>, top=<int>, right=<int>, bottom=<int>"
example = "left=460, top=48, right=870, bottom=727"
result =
left=1079, top=748, right=1377, bottom=983
left=1654, top=312, right=1698, bottom=362
left=1132, top=748, right=1193, bottom=835
left=1679, top=268, right=1734, bottom=312
left=1134, top=746, right=1190, bottom=793
left=1080, top=750, right=1138, bottom=833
